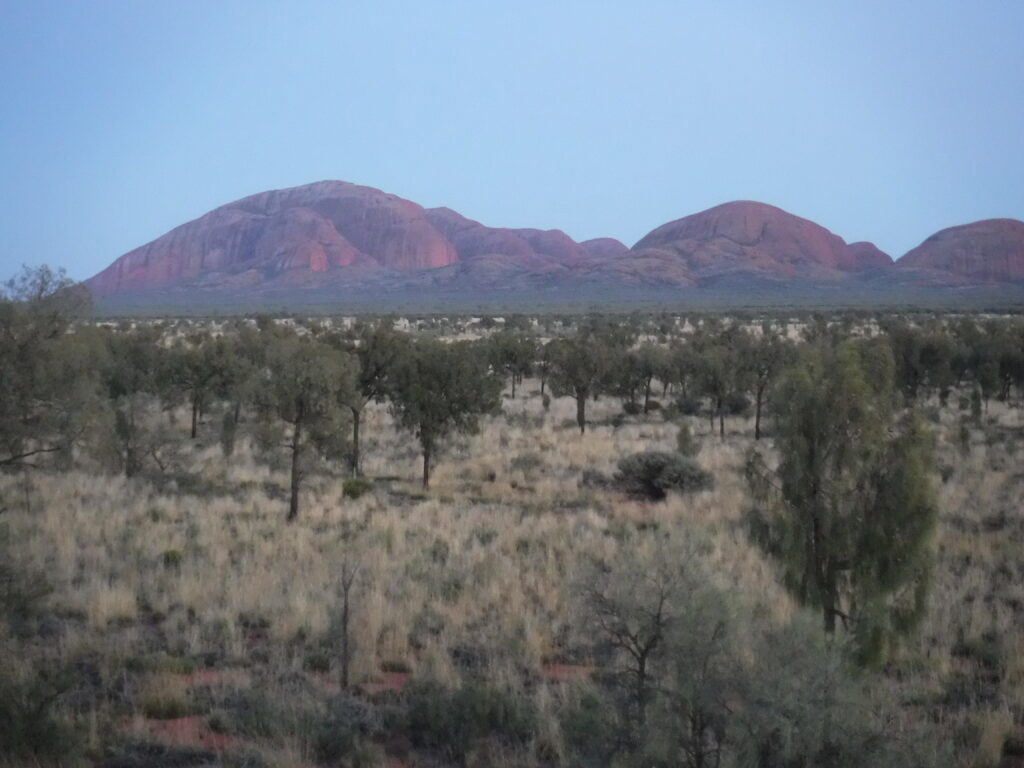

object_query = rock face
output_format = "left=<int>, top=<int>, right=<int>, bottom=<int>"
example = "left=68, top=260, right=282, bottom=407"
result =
left=898, top=219, right=1024, bottom=282
left=85, top=180, right=1023, bottom=304
left=842, top=241, right=893, bottom=271
left=88, top=181, right=617, bottom=295
left=88, top=181, right=458, bottom=295
left=631, top=201, right=887, bottom=280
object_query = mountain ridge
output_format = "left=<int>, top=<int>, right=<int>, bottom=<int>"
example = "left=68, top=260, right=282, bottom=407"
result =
left=86, top=180, right=1024, bottom=306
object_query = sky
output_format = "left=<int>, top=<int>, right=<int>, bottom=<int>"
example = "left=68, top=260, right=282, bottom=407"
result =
left=1, top=1, right=1022, bottom=281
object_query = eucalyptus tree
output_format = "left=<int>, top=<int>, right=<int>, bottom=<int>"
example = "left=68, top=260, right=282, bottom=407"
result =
left=389, top=338, right=501, bottom=489
left=548, top=330, right=615, bottom=434
left=0, top=266, right=97, bottom=469
left=256, top=331, right=357, bottom=521
left=167, top=334, right=229, bottom=439
left=746, top=339, right=937, bottom=663
left=486, top=329, right=537, bottom=399
left=329, top=320, right=407, bottom=476
left=743, top=322, right=791, bottom=440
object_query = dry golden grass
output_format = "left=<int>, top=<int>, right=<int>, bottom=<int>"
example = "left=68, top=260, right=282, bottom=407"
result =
left=4, top=375, right=1022, bottom=765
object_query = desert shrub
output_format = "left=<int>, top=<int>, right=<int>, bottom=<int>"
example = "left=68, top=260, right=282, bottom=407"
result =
left=581, top=469, right=611, bottom=489
left=0, top=524, right=81, bottom=762
left=614, top=452, right=713, bottom=500
left=541, top=393, right=551, bottom=411
left=217, top=687, right=319, bottom=743
left=304, top=649, right=332, bottom=674
left=622, top=401, right=643, bottom=416
left=314, top=693, right=383, bottom=767
left=510, top=452, right=544, bottom=475
left=675, top=422, right=700, bottom=457
left=161, top=549, right=183, bottom=569
left=675, top=395, right=703, bottom=416
left=220, top=411, right=237, bottom=458
left=0, top=667, right=81, bottom=763
left=403, top=679, right=537, bottom=763
left=646, top=399, right=662, bottom=411
left=560, top=688, right=616, bottom=767
left=724, top=391, right=751, bottom=416
left=343, top=477, right=373, bottom=499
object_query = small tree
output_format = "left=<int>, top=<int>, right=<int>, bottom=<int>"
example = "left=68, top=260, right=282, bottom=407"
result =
left=746, top=340, right=937, bottom=663
left=256, top=332, right=357, bottom=521
left=634, top=343, right=669, bottom=413
left=487, top=330, right=537, bottom=399
left=389, top=339, right=501, bottom=489
left=0, top=266, right=97, bottom=468
left=333, top=321, right=407, bottom=476
left=548, top=332, right=613, bottom=434
left=166, top=335, right=226, bottom=439
left=696, top=344, right=736, bottom=438
left=576, top=535, right=737, bottom=761
left=742, top=324, right=790, bottom=440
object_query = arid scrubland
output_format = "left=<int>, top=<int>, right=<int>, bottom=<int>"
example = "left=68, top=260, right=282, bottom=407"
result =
left=2, top=274, right=1024, bottom=767
left=4, top=381, right=1022, bottom=766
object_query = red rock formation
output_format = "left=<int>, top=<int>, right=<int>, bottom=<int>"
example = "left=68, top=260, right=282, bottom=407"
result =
left=898, top=219, right=1024, bottom=282
left=580, top=237, right=630, bottom=260
left=841, top=241, right=893, bottom=271
left=632, top=201, right=878, bottom=279
left=85, top=180, right=1022, bottom=303
left=88, top=181, right=457, bottom=295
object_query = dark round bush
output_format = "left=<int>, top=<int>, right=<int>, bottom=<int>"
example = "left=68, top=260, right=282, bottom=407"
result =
left=614, top=451, right=713, bottom=500
left=724, top=392, right=752, bottom=416
left=675, top=395, right=703, bottom=416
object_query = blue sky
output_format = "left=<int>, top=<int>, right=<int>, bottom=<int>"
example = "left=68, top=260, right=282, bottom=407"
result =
left=1, top=1, right=1022, bottom=280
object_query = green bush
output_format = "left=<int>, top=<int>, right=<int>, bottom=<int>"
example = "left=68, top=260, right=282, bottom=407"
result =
left=343, top=478, right=373, bottom=499
left=614, top=452, right=713, bottom=500
left=220, top=411, right=237, bottom=458
left=675, top=395, right=703, bottom=416
left=404, top=679, right=537, bottom=763
left=0, top=668, right=80, bottom=763
left=304, top=649, right=331, bottom=674
left=676, top=422, right=700, bottom=457
left=315, top=694, right=382, bottom=767
left=161, top=549, right=183, bottom=569
left=724, top=391, right=751, bottom=416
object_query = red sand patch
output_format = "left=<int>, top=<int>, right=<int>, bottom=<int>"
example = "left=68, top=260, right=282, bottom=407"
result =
left=126, top=715, right=236, bottom=751
left=360, top=671, right=411, bottom=696
left=543, top=663, right=593, bottom=682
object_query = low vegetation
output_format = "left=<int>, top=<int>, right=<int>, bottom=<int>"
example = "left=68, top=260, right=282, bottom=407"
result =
left=1, top=265, right=1023, bottom=766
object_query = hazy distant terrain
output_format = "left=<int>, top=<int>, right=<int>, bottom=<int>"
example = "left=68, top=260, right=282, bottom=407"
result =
left=85, top=181, right=1024, bottom=314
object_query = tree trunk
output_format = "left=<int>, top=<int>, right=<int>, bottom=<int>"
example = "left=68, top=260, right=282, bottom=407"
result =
left=350, top=406, right=362, bottom=477
left=190, top=395, right=199, bottom=439
left=340, top=570, right=352, bottom=690
left=576, top=395, right=586, bottom=434
left=755, top=384, right=764, bottom=440
left=511, top=375, right=516, bottom=399
left=643, top=378, right=652, bottom=414
left=287, top=410, right=304, bottom=523
left=422, top=446, right=431, bottom=489
left=718, top=397, right=725, bottom=438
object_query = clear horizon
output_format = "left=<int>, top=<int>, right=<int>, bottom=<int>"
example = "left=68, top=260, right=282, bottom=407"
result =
left=2, top=1, right=1023, bottom=281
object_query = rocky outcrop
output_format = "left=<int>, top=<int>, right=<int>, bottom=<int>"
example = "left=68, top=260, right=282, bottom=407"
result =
left=631, top=201, right=881, bottom=280
left=898, top=219, right=1024, bottom=282
left=842, top=241, right=893, bottom=271
left=85, top=180, right=1023, bottom=303
left=88, top=181, right=457, bottom=295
